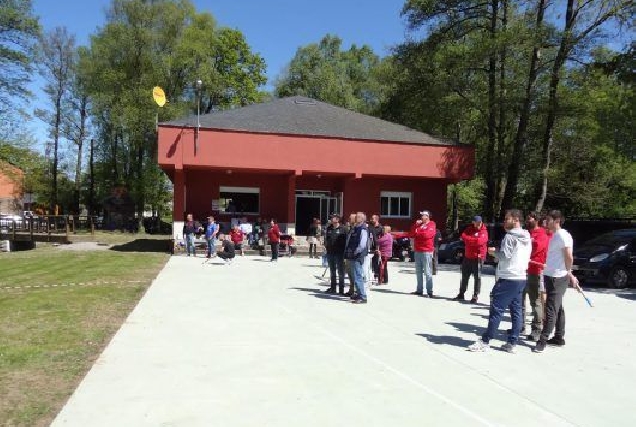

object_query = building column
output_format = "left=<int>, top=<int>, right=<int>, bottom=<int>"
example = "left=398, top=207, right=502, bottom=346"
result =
left=173, top=168, right=185, bottom=221
left=285, top=174, right=296, bottom=234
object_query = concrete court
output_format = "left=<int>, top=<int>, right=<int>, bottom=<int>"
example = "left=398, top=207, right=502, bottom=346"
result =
left=51, top=255, right=636, bottom=427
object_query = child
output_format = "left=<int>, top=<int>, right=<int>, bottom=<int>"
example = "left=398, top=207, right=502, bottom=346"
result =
left=217, top=234, right=236, bottom=264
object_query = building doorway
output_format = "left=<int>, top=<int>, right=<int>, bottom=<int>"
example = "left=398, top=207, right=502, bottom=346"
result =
left=295, top=191, right=340, bottom=235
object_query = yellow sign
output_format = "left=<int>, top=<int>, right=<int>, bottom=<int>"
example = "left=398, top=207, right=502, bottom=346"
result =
left=152, top=86, right=166, bottom=107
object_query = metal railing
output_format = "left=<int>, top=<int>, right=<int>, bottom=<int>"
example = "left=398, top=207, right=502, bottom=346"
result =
left=0, top=215, right=98, bottom=239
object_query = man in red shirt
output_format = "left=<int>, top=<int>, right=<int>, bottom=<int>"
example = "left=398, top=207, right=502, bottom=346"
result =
left=454, top=215, right=489, bottom=303
left=230, top=225, right=245, bottom=256
left=267, top=218, right=281, bottom=262
left=524, top=212, right=550, bottom=341
left=409, top=210, right=436, bottom=297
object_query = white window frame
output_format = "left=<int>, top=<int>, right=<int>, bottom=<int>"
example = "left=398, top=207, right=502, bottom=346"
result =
left=219, top=186, right=260, bottom=214
left=380, top=191, right=412, bottom=218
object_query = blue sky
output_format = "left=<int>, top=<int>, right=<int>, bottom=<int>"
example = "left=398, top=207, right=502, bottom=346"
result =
left=28, top=0, right=411, bottom=148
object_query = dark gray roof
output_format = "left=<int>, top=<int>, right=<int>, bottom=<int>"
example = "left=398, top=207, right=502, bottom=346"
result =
left=161, top=96, right=458, bottom=146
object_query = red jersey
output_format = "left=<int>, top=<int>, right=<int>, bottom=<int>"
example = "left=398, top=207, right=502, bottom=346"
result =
left=230, top=229, right=244, bottom=244
left=527, top=226, right=549, bottom=275
left=461, top=224, right=489, bottom=260
left=267, top=224, right=281, bottom=243
left=410, top=220, right=436, bottom=252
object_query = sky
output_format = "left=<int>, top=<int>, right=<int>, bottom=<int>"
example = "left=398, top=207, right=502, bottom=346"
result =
left=27, top=0, right=412, bottom=149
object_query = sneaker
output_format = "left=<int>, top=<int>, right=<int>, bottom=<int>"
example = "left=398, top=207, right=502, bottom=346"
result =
left=533, top=340, right=546, bottom=353
left=410, top=291, right=423, bottom=295
left=426, top=293, right=435, bottom=298
left=501, top=343, right=516, bottom=353
left=453, top=294, right=465, bottom=301
left=470, top=295, right=478, bottom=304
left=468, top=339, right=490, bottom=352
left=324, top=288, right=336, bottom=294
left=547, top=337, right=565, bottom=346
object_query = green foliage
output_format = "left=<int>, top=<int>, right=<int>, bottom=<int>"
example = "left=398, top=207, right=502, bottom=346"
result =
left=275, top=34, right=386, bottom=114
left=0, top=0, right=40, bottom=117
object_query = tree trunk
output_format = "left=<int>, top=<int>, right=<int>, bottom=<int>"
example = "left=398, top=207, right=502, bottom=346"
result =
left=535, top=0, right=575, bottom=212
left=89, top=138, right=94, bottom=215
left=74, top=95, right=87, bottom=213
left=495, top=0, right=508, bottom=219
left=51, top=92, right=61, bottom=214
left=451, top=184, right=459, bottom=232
left=500, top=0, right=546, bottom=215
left=483, top=0, right=499, bottom=222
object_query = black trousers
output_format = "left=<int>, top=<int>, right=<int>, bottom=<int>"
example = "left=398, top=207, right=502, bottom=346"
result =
left=540, top=275, right=568, bottom=341
left=327, top=253, right=345, bottom=292
left=459, top=258, right=483, bottom=296
left=270, top=243, right=279, bottom=260
left=217, top=252, right=234, bottom=260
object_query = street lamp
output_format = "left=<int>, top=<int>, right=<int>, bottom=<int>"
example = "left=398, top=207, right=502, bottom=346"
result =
left=195, top=79, right=202, bottom=155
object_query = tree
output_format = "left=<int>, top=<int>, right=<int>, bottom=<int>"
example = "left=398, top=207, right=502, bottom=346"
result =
left=275, top=34, right=385, bottom=114
left=0, top=0, right=40, bottom=117
left=36, top=26, right=76, bottom=214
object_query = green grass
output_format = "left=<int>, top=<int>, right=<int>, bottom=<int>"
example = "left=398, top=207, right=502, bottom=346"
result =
left=0, top=247, right=169, bottom=426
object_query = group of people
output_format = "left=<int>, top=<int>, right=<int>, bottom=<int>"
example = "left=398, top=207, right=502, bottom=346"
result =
left=466, top=209, right=576, bottom=354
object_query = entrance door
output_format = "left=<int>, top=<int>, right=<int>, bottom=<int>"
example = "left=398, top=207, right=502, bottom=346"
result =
left=295, top=197, right=321, bottom=235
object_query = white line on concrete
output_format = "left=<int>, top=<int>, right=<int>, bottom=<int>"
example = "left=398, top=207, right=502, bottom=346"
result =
left=277, top=303, right=498, bottom=427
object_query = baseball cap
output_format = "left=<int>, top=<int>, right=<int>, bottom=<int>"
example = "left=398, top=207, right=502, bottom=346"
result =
left=474, top=215, right=483, bottom=222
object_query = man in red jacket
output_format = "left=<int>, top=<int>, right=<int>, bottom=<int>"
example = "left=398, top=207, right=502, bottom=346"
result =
left=267, top=218, right=281, bottom=262
left=455, top=215, right=489, bottom=303
left=524, top=212, right=550, bottom=341
left=410, top=210, right=436, bottom=297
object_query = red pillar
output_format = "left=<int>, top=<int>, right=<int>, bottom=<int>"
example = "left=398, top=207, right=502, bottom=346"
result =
left=286, top=174, right=296, bottom=233
left=173, top=169, right=185, bottom=221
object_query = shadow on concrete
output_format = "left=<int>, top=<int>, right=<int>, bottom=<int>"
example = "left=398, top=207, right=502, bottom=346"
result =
left=470, top=312, right=511, bottom=323
left=371, top=288, right=415, bottom=296
left=251, top=258, right=272, bottom=262
left=289, top=286, right=348, bottom=301
left=416, top=333, right=473, bottom=348
left=447, top=321, right=482, bottom=335
left=109, top=239, right=171, bottom=253
left=616, top=291, right=636, bottom=301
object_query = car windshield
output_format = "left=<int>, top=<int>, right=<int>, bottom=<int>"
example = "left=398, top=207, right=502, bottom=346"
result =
left=583, top=232, right=636, bottom=248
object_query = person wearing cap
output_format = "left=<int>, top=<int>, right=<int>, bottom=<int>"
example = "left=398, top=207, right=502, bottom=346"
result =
left=323, top=214, right=347, bottom=294
left=410, top=210, right=437, bottom=297
left=454, top=215, right=489, bottom=303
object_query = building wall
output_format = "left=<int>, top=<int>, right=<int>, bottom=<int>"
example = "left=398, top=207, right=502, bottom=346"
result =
left=179, top=170, right=447, bottom=233
left=0, top=163, right=23, bottom=214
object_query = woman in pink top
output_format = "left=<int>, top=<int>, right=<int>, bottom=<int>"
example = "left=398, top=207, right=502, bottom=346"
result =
left=375, top=225, right=394, bottom=284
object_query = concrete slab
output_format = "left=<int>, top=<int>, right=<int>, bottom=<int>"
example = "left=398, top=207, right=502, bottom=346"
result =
left=51, top=256, right=636, bottom=427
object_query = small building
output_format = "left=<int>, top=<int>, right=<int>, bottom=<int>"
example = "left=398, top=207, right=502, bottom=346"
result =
left=157, top=96, right=474, bottom=237
left=0, top=161, right=24, bottom=215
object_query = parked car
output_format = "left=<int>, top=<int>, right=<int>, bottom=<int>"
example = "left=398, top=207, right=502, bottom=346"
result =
left=390, top=231, right=413, bottom=261
left=573, top=229, right=636, bottom=289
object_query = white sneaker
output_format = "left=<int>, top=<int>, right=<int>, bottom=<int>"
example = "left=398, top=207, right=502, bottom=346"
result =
left=468, top=339, right=490, bottom=352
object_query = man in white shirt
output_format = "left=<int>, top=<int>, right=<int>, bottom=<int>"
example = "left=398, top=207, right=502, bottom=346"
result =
left=534, top=210, right=578, bottom=353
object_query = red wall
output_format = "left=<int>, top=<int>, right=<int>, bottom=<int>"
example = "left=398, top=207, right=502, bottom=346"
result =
left=179, top=170, right=447, bottom=233
left=158, top=126, right=474, bottom=182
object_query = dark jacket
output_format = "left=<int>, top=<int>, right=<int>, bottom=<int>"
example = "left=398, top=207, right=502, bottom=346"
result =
left=222, top=239, right=236, bottom=257
left=324, top=224, right=347, bottom=255
left=368, top=224, right=382, bottom=251
left=183, top=221, right=198, bottom=235
left=344, top=224, right=369, bottom=261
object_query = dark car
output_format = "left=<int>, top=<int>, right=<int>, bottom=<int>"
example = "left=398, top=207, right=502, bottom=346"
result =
left=573, top=229, right=636, bottom=289
left=391, top=231, right=413, bottom=261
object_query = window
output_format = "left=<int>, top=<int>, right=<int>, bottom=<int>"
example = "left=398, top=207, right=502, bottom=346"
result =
left=380, top=191, right=411, bottom=218
left=219, top=186, right=259, bottom=214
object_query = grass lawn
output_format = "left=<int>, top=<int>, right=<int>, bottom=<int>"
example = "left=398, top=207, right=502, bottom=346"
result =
left=0, top=245, right=169, bottom=426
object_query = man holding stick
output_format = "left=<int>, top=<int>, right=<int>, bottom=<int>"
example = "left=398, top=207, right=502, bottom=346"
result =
left=534, top=210, right=577, bottom=353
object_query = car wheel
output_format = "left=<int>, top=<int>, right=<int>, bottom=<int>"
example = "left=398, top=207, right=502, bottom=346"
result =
left=608, top=266, right=629, bottom=289
left=453, top=249, right=464, bottom=264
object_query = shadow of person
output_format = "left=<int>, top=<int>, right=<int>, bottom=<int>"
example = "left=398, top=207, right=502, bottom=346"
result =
left=416, top=333, right=474, bottom=348
left=288, top=286, right=347, bottom=301
left=446, top=321, right=482, bottom=335
left=371, top=288, right=414, bottom=295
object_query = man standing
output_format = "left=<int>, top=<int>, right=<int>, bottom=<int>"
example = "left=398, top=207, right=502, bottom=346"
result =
left=204, top=216, right=219, bottom=258
left=410, top=210, right=436, bottom=297
left=182, top=213, right=199, bottom=257
left=534, top=210, right=576, bottom=353
left=344, top=213, right=357, bottom=298
left=368, top=214, right=383, bottom=283
left=524, top=212, right=549, bottom=341
left=267, top=218, right=281, bottom=262
left=323, top=214, right=347, bottom=295
left=455, top=215, right=489, bottom=303
left=468, top=209, right=531, bottom=353
left=345, top=212, right=369, bottom=304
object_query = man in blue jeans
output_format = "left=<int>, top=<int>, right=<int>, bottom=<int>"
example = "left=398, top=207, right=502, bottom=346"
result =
left=469, top=209, right=531, bottom=353
left=345, top=212, right=369, bottom=304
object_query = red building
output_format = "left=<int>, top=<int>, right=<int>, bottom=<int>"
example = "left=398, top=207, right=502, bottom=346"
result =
left=158, top=97, right=474, bottom=237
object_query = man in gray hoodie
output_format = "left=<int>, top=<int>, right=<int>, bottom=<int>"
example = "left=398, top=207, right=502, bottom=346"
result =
left=469, top=209, right=531, bottom=353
